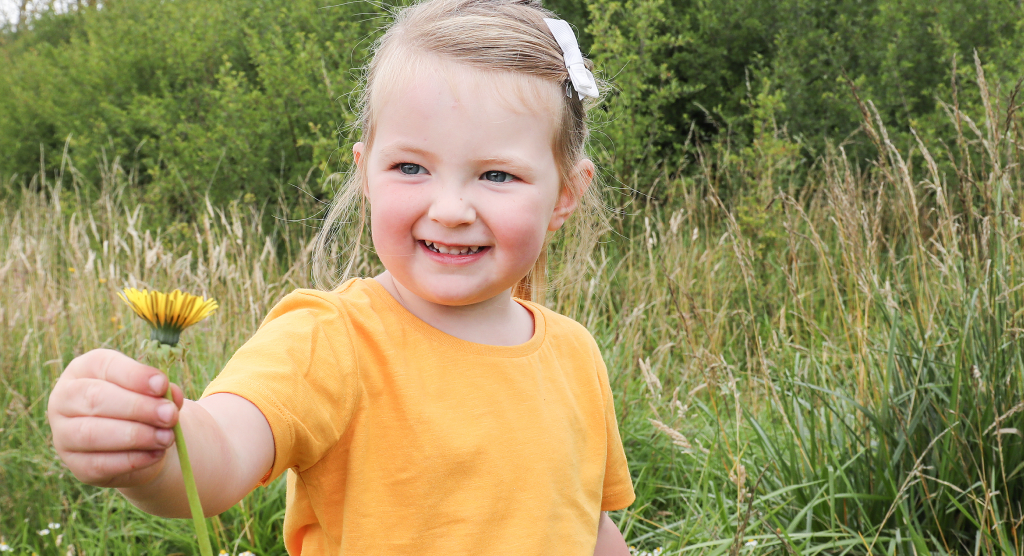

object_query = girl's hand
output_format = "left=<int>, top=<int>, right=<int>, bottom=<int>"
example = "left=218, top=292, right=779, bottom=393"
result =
left=47, top=348, right=184, bottom=488
left=594, top=512, right=630, bottom=556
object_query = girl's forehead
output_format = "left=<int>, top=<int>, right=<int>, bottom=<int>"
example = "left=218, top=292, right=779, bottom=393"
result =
left=369, top=65, right=561, bottom=165
left=369, top=51, right=562, bottom=125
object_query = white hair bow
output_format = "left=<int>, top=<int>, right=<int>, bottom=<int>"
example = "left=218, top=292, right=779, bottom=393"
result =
left=544, top=18, right=599, bottom=100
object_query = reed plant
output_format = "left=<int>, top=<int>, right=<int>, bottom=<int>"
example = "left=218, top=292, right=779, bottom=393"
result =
left=1, top=57, right=1023, bottom=555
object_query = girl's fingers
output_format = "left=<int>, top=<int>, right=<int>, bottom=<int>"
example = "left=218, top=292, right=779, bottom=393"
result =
left=57, top=415, right=175, bottom=453
left=47, top=348, right=194, bottom=488
left=168, top=382, right=185, bottom=409
left=60, top=449, right=167, bottom=487
left=64, top=348, right=170, bottom=397
left=57, top=377, right=178, bottom=428
left=48, top=349, right=189, bottom=487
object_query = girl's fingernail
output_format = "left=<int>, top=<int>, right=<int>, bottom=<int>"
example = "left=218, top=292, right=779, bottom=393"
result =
left=157, top=403, right=175, bottom=424
left=149, top=375, right=165, bottom=395
left=155, top=429, right=174, bottom=446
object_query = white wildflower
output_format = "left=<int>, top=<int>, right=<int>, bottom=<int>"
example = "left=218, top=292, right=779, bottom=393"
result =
left=48, top=523, right=61, bottom=530
left=745, top=539, right=758, bottom=547
left=37, top=529, right=50, bottom=536
left=0, top=541, right=11, bottom=552
left=628, top=547, right=664, bottom=556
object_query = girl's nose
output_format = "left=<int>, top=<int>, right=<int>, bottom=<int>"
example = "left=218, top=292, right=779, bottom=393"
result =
left=427, top=185, right=476, bottom=227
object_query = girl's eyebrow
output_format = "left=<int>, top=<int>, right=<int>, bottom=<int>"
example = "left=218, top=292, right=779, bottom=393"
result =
left=476, top=156, right=534, bottom=174
left=478, top=155, right=528, bottom=167
left=376, top=143, right=433, bottom=159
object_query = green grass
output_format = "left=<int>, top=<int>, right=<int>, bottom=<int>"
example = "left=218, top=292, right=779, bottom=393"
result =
left=2, top=62, right=1024, bottom=555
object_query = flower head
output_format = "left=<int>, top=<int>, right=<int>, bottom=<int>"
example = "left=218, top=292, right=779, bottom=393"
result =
left=118, top=288, right=218, bottom=346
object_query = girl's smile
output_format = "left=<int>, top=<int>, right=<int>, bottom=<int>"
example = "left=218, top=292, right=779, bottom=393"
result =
left=420, top=240, right=488, bottom=258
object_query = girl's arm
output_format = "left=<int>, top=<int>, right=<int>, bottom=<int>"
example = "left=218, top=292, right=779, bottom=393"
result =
left=117, top=393, right=274, bottom=517
left=48, top=349, right=274, bottom=517
left=594, top=512, right=631, bottom=556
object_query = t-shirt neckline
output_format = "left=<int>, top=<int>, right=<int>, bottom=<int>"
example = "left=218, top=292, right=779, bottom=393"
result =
left=360, top=278, right=546, bottom=358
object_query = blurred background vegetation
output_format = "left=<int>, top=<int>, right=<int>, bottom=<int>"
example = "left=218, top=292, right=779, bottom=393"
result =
left=4, top=0, right=1024, bottom=220
left=3, top=1, right=1024, bottom=555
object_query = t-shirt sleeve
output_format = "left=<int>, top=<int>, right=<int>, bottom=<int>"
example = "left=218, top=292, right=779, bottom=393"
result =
left=592, top=340, right=636, bottom=511
left=201, top=289, right=360, bottom=485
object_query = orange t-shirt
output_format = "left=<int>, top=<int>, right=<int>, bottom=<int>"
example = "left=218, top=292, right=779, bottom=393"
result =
left=202, top=278, right=635, bottom=555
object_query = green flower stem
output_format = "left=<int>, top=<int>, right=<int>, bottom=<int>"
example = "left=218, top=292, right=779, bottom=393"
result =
left=163, top=385, right=213, bottom=556
left=147, top=340, right=213, bottom=556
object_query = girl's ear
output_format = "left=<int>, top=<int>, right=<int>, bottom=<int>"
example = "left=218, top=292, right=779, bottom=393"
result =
left=353, top=142, right=365, bottom=166
left=353, top=142, right=368, bottom=197
left=548, top=158, right=595, bottom=232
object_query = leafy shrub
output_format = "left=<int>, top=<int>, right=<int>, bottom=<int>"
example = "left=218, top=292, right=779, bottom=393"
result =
left=3, top=0, right=1024, bottom=222
left=0, top=0, right=375, bottom=226
left=584, top=0, right=1024, bottom=197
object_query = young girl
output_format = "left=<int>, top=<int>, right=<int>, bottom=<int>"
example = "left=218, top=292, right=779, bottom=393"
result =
left=46, top=0, right=635, bottom=553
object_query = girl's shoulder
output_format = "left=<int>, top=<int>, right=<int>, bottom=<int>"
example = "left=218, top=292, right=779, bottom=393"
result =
left=515, top=298, right=603, bottom=356
left=260, top=278, right=378, bottom=328
left=279, top=278, right=378, bottom=307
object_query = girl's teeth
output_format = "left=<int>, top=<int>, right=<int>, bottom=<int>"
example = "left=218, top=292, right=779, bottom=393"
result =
left=425, top=241, right=481, bottom=255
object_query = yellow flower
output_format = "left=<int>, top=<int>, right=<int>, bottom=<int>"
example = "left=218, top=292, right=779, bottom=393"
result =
left=68, top=267, right=76, bottom=273
left=99, top=278, right=107, bottom=284
left=118, top=288, right=218, bottom=346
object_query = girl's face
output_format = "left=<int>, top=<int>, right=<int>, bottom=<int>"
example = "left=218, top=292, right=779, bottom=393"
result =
left=355, top=62, right=590, bottom=307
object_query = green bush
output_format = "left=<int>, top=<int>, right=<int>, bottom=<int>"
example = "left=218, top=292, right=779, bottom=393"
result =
left=584, top=0, right=1024, bottom=195
left=3, top=0, right=1024, bottom=220
left=0, top=0, right=375, bottom=226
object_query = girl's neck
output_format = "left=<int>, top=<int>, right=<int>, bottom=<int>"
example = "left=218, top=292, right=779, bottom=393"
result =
left=374, top=272, right=535, bottom=347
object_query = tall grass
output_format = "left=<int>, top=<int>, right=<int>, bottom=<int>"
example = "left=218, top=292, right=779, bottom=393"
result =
left=2, top=58, right=1023, bottom=555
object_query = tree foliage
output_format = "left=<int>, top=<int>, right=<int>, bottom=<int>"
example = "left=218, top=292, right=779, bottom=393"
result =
left=0, top=0, right=376, bottom=223
left=585, top=0, right=1024, bottom=187
left=2, top=0, right=1024, bottom=220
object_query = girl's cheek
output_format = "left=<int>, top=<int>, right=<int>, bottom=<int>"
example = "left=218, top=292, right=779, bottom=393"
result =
left=499, top=204, right=550, bottom=254
left=368, top=185, right=419, bottom=254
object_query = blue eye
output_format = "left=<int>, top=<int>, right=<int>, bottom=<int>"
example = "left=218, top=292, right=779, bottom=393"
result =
left=481, top=171, right=514, bottom=183
left=398, top=163, right=426, bottom=175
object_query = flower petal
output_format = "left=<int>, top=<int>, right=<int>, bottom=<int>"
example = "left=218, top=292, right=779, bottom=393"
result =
left=118, top=288, right=218, bottom=345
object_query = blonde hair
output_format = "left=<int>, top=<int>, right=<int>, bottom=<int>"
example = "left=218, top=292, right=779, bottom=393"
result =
left=312, top=0, right=606, bottom=303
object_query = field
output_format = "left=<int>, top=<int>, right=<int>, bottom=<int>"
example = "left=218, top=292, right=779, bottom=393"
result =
left=2, top=63, right=1024, bottom=555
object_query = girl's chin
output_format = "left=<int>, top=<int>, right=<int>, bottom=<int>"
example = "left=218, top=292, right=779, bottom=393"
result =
left=399, top=279, right=515, bottom=308
left=420, top=288, right=510, bottom=307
